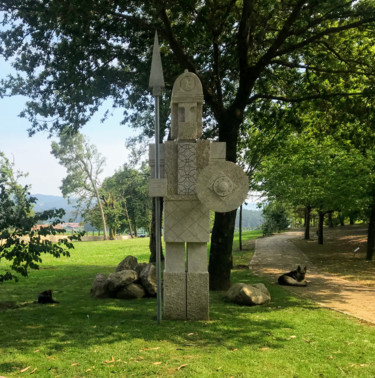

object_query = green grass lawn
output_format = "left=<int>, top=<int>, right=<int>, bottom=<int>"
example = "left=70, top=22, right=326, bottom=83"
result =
left=1, top=231, right=375, bottom=377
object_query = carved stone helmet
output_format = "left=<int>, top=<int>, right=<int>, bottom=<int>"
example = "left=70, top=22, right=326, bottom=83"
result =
left=170, top=70, right=204, bottom=141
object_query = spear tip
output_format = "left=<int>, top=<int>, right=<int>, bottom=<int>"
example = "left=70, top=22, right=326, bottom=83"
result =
left=149, top=31, right=165, bottom=95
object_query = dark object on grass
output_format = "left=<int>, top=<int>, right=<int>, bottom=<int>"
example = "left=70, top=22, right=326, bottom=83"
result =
left=278, top=266, right=307, bottom=286
left=38, top=290, right=59, bottom=304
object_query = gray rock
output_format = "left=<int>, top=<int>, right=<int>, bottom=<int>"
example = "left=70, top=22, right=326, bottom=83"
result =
left=139, top=264, right=157, bottom=296
left=226, top=283, right=271, bottom=306
left=107, top=270, right=138, bottom=295
left=115, top=255, right=138, bottom=272
left=251, top=283, right=270, bottom=296
left=116, top=283, right=146, bottom=299
left=90, top=273, right=109, bottom=298
left=135, top=263, right=148, bottom=277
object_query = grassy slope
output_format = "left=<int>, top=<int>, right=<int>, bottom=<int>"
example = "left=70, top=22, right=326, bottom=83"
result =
left=0, top=231, right=375, bottom=377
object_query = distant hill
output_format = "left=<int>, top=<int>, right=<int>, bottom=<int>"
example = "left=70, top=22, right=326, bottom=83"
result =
left=32, top=194, right=81, bottom=222
left=235, top=208, right=264, bottom=230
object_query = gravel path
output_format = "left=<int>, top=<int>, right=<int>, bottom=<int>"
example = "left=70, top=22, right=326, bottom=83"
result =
left=250, top=231, right=375, bottom=325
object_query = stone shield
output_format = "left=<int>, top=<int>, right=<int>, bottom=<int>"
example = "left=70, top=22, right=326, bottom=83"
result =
left=196, top=161, right=248, bottom=213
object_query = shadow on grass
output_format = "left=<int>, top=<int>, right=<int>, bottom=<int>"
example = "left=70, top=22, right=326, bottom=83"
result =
left=0, top=265, right=318, bottom=356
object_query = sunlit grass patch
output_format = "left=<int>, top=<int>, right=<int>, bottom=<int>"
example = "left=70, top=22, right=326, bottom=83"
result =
left=1, top=231, right=375, bottom=376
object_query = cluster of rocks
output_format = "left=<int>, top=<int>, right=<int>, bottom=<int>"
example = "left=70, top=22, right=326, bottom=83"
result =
left=225, top=283, right=271, bottom=306
left=90, top=256, right=157, bottom=300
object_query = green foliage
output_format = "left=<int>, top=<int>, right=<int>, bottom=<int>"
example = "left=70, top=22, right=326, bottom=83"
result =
left=1, top=1, right=375, bottom=144
left=0, top=152, right=79, bottom=282
left=89, top=163, right=151, bottom=238
left=256, top=133, right=372, bottom=216
left=261, top=202, right=290, bottom=236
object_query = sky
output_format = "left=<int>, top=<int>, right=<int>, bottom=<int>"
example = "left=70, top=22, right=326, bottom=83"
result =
left=0, top=58, right=141, bottom=196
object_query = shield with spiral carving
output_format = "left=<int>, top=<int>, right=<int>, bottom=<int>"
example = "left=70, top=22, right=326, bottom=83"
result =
left=196, top=161, right=249, bottom=213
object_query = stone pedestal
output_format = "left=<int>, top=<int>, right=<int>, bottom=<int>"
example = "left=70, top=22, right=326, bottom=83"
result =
left=163, top=272, right=186, bottom=320
left=163, top=271, right=209, bottom=320
left=187, top=272, right=209, bottom=320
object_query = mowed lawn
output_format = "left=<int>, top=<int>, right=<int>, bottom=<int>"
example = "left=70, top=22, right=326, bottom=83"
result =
left=1, top=231, right=375, bottom=377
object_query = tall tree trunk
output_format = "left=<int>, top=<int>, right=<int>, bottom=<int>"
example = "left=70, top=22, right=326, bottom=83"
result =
left=209, top=209, right=237, bottom=291
left=366, top=195, right=375, bottom=260
left=318, top=210, right=325, bottom=245
left=149, top=198, right=164, bottom=263
left=109, top=228, right=115, bottom=240
left=239, top=204, right=243, bottom=251
left=124, top=199, right=134, bottom=238
left=304, top=206, right=311, bottom=240
left=327, top=211, right=334, bottom=228
left=350, top=217, right=354, bottom=225
left=93, top=186, right=107, bottom=240
left=338, top=212, right=345, bottom=226
left=209, top=106, right=244, bottom=291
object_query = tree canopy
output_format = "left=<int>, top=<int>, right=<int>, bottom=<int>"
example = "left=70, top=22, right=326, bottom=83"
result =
left=2, top=0, right=375, bottom=287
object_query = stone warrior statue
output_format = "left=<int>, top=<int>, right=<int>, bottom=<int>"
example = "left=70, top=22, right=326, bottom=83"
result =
left=149, top=70, right=248, bottom=320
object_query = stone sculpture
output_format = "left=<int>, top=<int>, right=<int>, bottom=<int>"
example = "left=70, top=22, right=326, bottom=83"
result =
left=149, top=70, right=248, bottom=320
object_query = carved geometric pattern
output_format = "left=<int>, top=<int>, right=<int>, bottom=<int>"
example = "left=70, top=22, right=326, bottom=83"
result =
left=178, top=143, right=196, bottom=195
left=164, top=200, right=210, bottom=242
left=209, top=175, right=237, bottom=200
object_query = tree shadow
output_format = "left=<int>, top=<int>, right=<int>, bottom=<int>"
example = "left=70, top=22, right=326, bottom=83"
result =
left=0, top=265, right=317, bottom=356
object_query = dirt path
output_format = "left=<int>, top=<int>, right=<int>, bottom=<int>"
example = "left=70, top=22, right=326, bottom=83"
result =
left=250, top=231, right=375, bottom=325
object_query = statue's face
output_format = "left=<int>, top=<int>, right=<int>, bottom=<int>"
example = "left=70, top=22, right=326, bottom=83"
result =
left=175, top=103, right=199, bottom=141
left=178, top=104, right=196, bottom=123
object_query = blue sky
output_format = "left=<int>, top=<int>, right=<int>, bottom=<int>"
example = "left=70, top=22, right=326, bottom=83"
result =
left=0, top=57, right=137, bottom=196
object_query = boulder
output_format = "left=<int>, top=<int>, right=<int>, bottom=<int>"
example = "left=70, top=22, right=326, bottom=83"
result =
left=135, top=262, right=148, bottom=277
left=139, top=264, right=157, bottom=296
left=90, top=273, right=109, bottom=298
left=116, top=283, right=146, bottom=299
left=115, top=255, right=138, bottom=272
left=106, top=270, right=138, bottom=296
left=226, top=283, right=271, bottom=306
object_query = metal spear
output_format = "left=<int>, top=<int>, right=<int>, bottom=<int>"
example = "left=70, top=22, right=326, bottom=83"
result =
left=149, top=31, right=165, bottom=324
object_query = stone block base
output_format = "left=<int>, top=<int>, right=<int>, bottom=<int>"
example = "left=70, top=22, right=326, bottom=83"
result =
left=163, top=272, right=186, bottom=320
left=187, top=272, right=209, bottom=320
left=163, top=272, right=209, bottom=320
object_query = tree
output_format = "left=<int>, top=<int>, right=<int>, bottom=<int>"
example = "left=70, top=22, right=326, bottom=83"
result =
left=0, top=152, right=77, bottom=282
left=84, top=190, right=125, bottom=240
left=97, top=163, right=152, bottom=240
left=261, top=202, right=290, bottom=236
left=256, top=132, right=371, bottom=244
left=51, top=131, right=108, bottom=240
left=2, top=1, right=375, bottom=288
left=298, top=98, right=375, bottom=258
